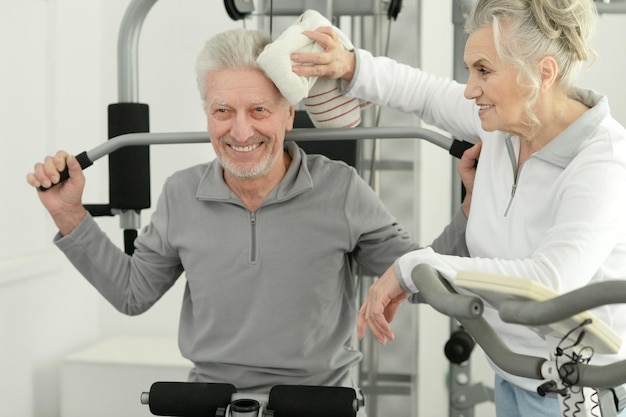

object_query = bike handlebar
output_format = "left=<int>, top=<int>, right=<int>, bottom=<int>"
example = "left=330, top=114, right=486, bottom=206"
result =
left=410, top=264, right=626, bottom=389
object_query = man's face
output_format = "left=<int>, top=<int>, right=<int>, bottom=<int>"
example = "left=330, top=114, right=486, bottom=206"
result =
left=204, top=67, right=295, bottom=180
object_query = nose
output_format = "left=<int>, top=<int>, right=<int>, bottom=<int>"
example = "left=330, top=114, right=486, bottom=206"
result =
left=230, top=113, right=254, bottom=142
left=464, top=75, right=481, bottom=100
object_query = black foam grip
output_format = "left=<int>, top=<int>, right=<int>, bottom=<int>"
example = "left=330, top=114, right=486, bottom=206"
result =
left=108, top=103, right=150, bottom=210
left=84, top=205, right=113, bottom=217
left=147, top=382, right=236, bottom=417
left=37, top=151, right=93, bottom=192
left=123, top=229, right=138, bottom=256
left=449, top=139, right=475, bottom=159
left=268, top=385, right=357, bottom=417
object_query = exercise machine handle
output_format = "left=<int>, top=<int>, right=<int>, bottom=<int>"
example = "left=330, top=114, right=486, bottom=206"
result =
left=499, top=280, right=626, bottom=326
left=37, top=151, right=93, bottom=192
left=410, top=264, right=626, bottom=389
left=36, top=127, right=474, bottom=192
left=409, top=263, right=483, bottom=319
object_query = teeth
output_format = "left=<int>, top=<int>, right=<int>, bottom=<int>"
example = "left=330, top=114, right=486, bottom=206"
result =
left=231, top=143, right=261, bottom=152
left=479, top=104, right=493, bottom=110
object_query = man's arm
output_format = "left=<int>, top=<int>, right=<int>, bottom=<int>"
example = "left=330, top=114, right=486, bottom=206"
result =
left=430, top=208, right=469, bottom=256
left=430, top=141, right=481, bottom=256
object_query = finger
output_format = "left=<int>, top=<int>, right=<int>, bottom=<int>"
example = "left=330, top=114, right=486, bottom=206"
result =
left=313, top=26, right=335, bottom=37
left=66, top=154, right=84, bottom=182
left=26, top=171, right=42, bottom=188
left=364, top=297, right=393, bottom=344
left=291, top=51, right=328, bottom=65
left=32, top=161, right=53, bottom=189
left=43, top=155, right=64, bottom=184
left=356, top=302, right=368, bottom=340
left=370, top=311, right=394, bottom=344
left=458, top=144, right=480, bottom=176
left=383, top=301, right=402, bottom=324
left=301, top=26, right=336, bottom=47
left=293, top=63, right=337, bottom=79
left=465, top=141, right=482, bottom=162
left=54, top=150, right=70, bottom=172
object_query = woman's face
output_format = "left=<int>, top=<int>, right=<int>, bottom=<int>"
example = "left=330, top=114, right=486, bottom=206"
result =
left=463, top=25, right=534, bottom=137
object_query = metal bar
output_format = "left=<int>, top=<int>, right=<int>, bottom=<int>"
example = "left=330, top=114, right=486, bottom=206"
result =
left=84, top=127, right=455, bottom=163
left=117, top=0, right=158, bottom=102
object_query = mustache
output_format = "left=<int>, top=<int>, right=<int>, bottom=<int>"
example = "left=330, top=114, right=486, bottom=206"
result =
left=221, top=136, right=266, bottom=146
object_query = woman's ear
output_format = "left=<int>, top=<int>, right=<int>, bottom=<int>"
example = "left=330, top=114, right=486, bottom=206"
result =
left=539, top=56, right=558, bottom=93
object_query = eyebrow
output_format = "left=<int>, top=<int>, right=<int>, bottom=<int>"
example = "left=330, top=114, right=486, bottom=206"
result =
left=465, top=58, right=490, bottom=68
left=209, top=99, right=271, bottom=107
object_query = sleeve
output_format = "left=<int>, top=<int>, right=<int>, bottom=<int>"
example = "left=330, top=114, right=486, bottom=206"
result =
left=54, top=179, right=184, bottom=315
left=345, top=170, right=417, bottom=276
left=429, top=207, right=469, bottom=257
left=395, top=137, right=626, bottom=294
left=343, top=49, right=482, bottom=143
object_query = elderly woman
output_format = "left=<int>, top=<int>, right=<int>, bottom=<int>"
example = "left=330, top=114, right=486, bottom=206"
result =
left=292, top=0, right=626, bottom=415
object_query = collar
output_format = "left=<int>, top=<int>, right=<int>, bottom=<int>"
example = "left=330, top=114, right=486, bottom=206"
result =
left=195, top=141, right=313, bottom=205
left=506, top=88, right=608, bottom=169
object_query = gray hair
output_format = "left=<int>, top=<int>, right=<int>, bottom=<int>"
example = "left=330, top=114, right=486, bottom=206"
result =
left=465, top=0, right=597, bottom=130
left=195, top=29, right=272, bottom=108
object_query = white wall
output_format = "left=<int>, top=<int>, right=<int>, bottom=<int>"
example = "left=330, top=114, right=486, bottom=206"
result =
left=3, top=0, right=626, bottom=416
left=1, top=2, right=102, bottom=417
left=1, top=1, right=243, bottom=416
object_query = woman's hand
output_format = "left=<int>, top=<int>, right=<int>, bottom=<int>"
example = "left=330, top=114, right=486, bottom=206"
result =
left=357, top=265, right=410, bottom=345
left=291, top=26, right=356, bottom=81
left=458, top=141, right=482, bottom=218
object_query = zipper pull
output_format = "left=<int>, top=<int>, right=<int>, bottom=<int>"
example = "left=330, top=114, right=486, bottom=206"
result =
left=511, top=183, right=517, bottom=197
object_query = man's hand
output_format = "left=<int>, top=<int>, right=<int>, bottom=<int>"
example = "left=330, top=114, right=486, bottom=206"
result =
left=357, top=265, right=410, bottom=345
left=27, top=151, right=87, bottom=235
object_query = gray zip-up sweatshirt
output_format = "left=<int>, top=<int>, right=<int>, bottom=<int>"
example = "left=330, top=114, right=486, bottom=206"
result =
left=55, top=142, right=462, bottom=393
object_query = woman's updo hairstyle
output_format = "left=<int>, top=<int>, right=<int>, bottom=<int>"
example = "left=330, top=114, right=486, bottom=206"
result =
left=465, top=0, right=597, bottom=129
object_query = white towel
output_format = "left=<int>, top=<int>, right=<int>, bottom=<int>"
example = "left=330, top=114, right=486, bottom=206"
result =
left=257, top=9, right=369, bottom=128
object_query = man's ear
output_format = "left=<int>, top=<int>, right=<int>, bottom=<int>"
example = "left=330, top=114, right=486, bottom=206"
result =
left=539, top=55, right=558, bottom=93
left=285, top=105, right=295, bottom=131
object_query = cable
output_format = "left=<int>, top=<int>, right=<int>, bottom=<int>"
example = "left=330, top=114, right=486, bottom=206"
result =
left=367, top=17, right=397, bottom=187
left=590, top=389, right=601, bottom=417
left=554, top=319, right=595, bottom=396
left=269, top=0, right=273, bottom=37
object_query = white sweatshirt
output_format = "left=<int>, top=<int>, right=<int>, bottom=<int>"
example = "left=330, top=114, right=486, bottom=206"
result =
left=347, top=49, right=626, bottom=391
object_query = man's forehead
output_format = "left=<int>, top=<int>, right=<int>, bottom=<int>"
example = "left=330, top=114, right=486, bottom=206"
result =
left=206, top=69, right=283, bottom=106
left=209, top=97, right=274, bottom=107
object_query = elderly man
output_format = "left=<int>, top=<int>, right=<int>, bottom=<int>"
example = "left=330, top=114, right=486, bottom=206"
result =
left=27, top=29, right=467, bottom=406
